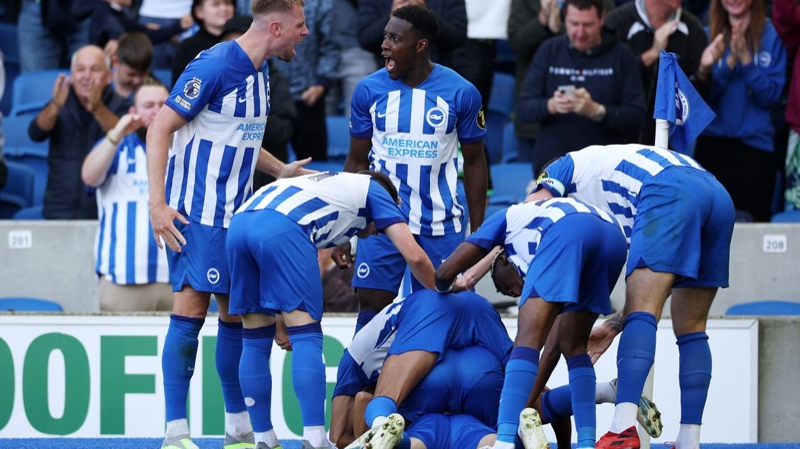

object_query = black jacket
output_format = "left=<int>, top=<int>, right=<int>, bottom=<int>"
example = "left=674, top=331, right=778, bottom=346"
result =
left=29, top=87, right=130, bottom=219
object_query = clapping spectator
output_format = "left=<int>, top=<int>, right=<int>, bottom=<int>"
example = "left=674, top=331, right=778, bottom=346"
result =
left=694, top=0, right=787, bottom=222
left=28, top=45, right=130, bottom=219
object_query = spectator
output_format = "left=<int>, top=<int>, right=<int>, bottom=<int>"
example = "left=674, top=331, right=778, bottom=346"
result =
left=171, top=0, right=235, bottom=84
left=507, top=0, right=563, bottom=160
left=272, top=0, right=339, bottom=162
left=773, top=0, right=800, bottom=211
left=357, top=0, right=468, bottom=68
left=72, top=0, right=192, bottom=58
left=17, top=0, right=90, bottom=72
left=81, top=78, right=172, bottom=311
left=28, top=45, right=130, bottom=219
left=137, top=0, right=194, bottom=69
left=517, top=0, right=646, bottom=175
left=694, top=0, right=786, bottom=222
left=604, top=0, right=711, bottom=146
left=325, top=0, right=378, bottom=117
left=217, top=14, right=297, bottom=189
left=111, top=32, right=153, bottom=100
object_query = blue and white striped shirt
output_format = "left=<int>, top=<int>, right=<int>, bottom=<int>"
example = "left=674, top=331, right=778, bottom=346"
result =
left=94, top=134, right=169, bottom=284
left=237, top=172, right=405, bottom=249
left=164, top=41, right=271, bottom=229
left=468, top=198, right=621, bottom=276
left=538, top=144, right=704, bottom=241
left=350, top=64, right=486, bottom=236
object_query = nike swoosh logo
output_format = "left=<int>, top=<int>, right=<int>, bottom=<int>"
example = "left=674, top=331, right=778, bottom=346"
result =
left=238, top=96, right=247, bottom=103
left=377, top=111, right=387, bottom=118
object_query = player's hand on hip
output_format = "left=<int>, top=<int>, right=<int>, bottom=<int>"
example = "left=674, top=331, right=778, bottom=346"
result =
left=331, top=241, right=354, bottom=268
left=279, top=157, right=313, bottom=178
left=149, top=203, right=189, bottom=252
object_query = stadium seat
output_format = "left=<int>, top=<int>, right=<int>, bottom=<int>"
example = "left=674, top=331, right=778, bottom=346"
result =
left=488, top=72, right=516, bottom=118
left=489, top=162, right=533, bottom=206
left=306, top=160, right=344, bottom=173
left=13, top=205, right=44, bottom=220
left=0, top=160, right=36, bottom=218
left=4, top=147, right=49, bottom=207
left=0, top=297, right=63, bottom=312
left=151, top=69, right=172, bottom=88
left=770, top=210, right=800, bottom=223
left=725, top=300, right=800, bottom=316
left=326, top=115, right=350, bottom=160
left=2, top=113, right=48, bottom=153
left=501, top=122, right=518, bottom=163
left=10, top=69, right=67, bottom=117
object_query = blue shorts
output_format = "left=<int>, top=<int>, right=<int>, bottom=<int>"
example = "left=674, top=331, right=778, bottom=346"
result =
left=407, top=414, right=494, bottom=449
left=520, top=213, right=627, bottom=316
left=226, top=210, right=323, bottom=319
left=351, top=231, right=463, bottom=293
left=167, top=218, right=230, bottom=294
left=400, top=346, right=504, bottom=427
left=387, top=290, right=513, bottom=367
left=628, top=167, right=735, bottom=288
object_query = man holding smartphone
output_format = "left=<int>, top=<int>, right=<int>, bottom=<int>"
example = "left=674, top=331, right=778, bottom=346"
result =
left=516, top=0, right=646, bottom=175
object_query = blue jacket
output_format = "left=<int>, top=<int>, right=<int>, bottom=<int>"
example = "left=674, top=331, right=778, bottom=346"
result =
left=702, top=21, right=787, bottom=152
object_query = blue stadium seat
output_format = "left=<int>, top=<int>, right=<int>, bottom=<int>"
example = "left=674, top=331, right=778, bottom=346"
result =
left=0, top=160, right=36, bottom=218
left=725, top=300, right=800, bottom=316
left=489, top=162, right=532, bottom=206
left=151, top=69, right=173, bottom=88
left=306, top=160, right=344, bottom=173
left=4, top=147, right=48, bottom=207
left=13, top=205, right=44, bottom=220
left=10, top=69, right=67, bottom=117
left=501, top=122, right=518, bottom=163
left=488, top=72, right=516, bottom=118
left=326, top=115, right=350, bottom=161
left=0, top=297, right=63, bottom=312
left=2, top=113, right=48, bottom=153
left=770, top=210, right=800, bottom=223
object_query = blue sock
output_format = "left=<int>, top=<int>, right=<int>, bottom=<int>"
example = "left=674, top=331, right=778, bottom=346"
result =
left=365, top=396, right=398, bottom=427
left=355, top=310, right=377, bottom=334
left=496, top=346, right=540, bottom=444
left=616, top=312, right=657, bottom=404
left=540, top=386, right=573, bottom=422
left=217, top=319, right=246, bottom=413
left=397, top=432, right=411, bottom=449
left=240, top=325, right=276, bottom=432
left=288, top=322, right=326, bottom=427
left=568, top=354, right=596, bottom=448
left=677, top=332, right=712, bottom=424
left=162, top=314, right=204, bottom=422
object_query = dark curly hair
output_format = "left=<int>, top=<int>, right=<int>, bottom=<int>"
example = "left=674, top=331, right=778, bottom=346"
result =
left=392, top=5, right=440, bottom=42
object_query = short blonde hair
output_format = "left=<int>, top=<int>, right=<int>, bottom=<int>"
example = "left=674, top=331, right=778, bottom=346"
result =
left=251, top=0, right=304, bottom=15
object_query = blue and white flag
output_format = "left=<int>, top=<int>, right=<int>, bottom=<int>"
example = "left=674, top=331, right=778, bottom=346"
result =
left=653, top=50, right=715, bottom=154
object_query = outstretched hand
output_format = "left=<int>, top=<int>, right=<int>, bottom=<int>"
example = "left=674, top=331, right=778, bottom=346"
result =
left=279, top=157, right=313, bottom=178
left=587, top=318, right=622, bottom=364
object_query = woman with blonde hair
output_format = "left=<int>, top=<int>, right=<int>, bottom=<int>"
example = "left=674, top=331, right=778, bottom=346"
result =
left=693, top=0, right=787, bottom=222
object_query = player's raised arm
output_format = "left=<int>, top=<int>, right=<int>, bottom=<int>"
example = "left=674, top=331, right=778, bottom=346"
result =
left=146, top=106, right=189, bottom=251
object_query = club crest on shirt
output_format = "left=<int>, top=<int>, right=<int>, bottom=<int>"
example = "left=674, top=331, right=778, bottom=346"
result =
left=184, top=77, right=202, bottom=100
left=425, top=107, right=447, bottom=128
left=357, top=262, right=370, bottom=279
left=477, top=108, right=486, bottom=130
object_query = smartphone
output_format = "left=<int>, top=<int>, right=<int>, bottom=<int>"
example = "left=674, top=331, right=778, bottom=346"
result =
left=558, top=84, right=576, bottom=99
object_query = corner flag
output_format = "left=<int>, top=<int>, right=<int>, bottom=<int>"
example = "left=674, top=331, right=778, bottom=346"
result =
left=653, top=50, right=715, bottom=154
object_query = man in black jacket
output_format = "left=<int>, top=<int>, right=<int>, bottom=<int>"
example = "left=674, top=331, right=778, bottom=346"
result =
left=28, top=45, right=129, bottom=219
left=516, top=0, right=646, bottom=175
